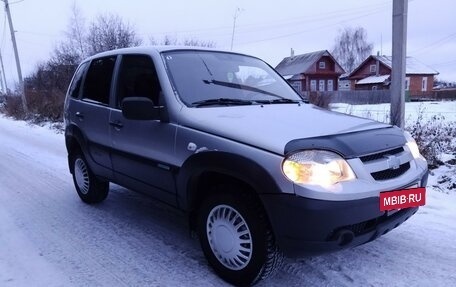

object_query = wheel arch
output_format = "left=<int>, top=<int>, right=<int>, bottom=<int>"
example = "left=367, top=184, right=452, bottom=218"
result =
left=176, top=151, right=282, bottom=230
left=65, top=124, right=87, bottom=173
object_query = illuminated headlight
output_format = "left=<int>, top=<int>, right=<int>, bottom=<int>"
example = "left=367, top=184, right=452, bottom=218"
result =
left=404, top=131, right=421, bottom=159
left=282, top=150, right=356, bottom=187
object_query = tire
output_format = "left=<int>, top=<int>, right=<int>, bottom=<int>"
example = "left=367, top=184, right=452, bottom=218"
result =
left=198, top=184, right=283, bottom=286
left=71, top=153, right=109, bottom=204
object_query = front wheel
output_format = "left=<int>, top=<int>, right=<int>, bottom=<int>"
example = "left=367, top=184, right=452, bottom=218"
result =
left=198, top=186, right=282, bottom=286
left=71, top=153, right=109, bottom=204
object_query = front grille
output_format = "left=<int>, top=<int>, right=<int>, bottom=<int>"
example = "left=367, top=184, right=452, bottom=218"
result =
left=360, top=147, right=404, bottom=163
left=371, top=162, right=410, bottom=180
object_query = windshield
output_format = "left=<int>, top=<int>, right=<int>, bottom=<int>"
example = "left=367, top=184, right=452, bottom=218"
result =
left=162, top=50, right=302, bottom=107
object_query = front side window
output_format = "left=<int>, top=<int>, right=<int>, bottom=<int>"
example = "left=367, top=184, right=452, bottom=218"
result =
left=82, top=56, right=117, bottom=105
left=116, top=55, right=161, bottom=108
left=163, top=51, right=301, bottom=106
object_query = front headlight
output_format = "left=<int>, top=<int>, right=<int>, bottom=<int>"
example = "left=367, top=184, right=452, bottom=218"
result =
left=282, top=150, right=356, bottom=187
left=404, top=131, right=421, bottom=159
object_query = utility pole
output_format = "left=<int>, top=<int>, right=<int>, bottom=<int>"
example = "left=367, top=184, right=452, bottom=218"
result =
left=3, top=0, right=27, bottom=112
left=390, top=0, right=408, bottom=129
left=230, top=7, right=243, bottom=51
left=0, top=50, right=7, bottom=93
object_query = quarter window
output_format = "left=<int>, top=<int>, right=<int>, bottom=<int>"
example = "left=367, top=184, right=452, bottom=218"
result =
left=68, top=62, right=88, bottom=99
left=82, top=56, right=117, bottom=105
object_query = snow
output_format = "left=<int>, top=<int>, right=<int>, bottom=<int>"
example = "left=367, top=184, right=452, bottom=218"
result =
left=374, top=55, right=439, bottom=75
left=356, top=74, right=390, bottom=85
left=331, top=101, right=456, bottom=123
left=1, top=111, right=456, bottom=286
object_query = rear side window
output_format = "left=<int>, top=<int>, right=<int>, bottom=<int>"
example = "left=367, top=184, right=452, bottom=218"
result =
left=68, top=62, right=88, bottom=99
left=82, top=56, right=117, bottom=105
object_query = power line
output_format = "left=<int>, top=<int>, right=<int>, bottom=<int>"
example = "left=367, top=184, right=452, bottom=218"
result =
left=431, top=59, right=456, bottom=67
left=147, top=1, right=392, bottom=38
left=409, top=32, right=456, bottom=55
left=235, top=7, right=387, bottom=46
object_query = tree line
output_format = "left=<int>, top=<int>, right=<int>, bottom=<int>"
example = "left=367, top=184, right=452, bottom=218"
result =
left=2, top=4, right=215, bottom=122
left=1, top=3, right=372, bottom=122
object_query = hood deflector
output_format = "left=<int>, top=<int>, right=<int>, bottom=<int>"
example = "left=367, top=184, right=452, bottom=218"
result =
left=284, top=127, right=406, bottom=158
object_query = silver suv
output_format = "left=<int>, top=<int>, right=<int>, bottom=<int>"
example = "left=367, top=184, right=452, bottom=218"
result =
left=64, top=46, right=428, bottom=286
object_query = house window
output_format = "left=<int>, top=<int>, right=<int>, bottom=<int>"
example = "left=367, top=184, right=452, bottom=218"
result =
left=405, top=77, right=410, bottom=91
left=422, top=77, right=428, bottom=91
left=372, top=85, right=378, bottom=90
left=370, top=65, right=376, bottom=73
left=327, top=79, right=334, bottom=91
left=319, top=80, right=325, bottom=91
left=290, top=81, right=302, bottom=93
left=319, top=61, right=325, bottom=69
left=310, top=80, right=317, bottom=91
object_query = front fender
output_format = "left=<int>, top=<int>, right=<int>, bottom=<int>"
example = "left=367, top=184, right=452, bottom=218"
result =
left=176, top=151, right=283, bottom=211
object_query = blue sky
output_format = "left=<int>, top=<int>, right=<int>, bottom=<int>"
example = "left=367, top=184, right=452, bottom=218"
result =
left=1, top=0, right=455, bottom=87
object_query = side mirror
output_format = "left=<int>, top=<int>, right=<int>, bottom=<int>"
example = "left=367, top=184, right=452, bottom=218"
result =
left=121, top=97, right=162, bottom=120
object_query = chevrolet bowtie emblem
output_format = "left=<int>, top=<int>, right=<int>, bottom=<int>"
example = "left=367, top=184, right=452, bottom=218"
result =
left=384, top=155, right=401, bottom=170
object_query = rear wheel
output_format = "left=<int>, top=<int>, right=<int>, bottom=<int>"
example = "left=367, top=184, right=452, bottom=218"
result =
left=71, top=153, right=109, bottom=204
left=198, top=184, right=282, bottom=286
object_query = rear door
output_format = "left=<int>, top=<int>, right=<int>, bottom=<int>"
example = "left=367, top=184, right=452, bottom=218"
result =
left=109, top=54, right=177, bottom=204
left=75, top=56, right=117, bottom=177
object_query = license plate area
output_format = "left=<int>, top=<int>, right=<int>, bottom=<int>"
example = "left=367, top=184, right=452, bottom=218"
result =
left=380, top=186, right=426, bottom=212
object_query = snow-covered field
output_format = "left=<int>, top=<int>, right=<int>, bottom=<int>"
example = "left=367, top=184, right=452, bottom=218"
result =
left=0, top=104, right=455, bottom=286
left=331, top=101, right=456, bottom=123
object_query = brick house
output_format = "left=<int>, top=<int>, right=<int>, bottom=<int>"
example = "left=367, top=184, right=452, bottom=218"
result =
left=275, top=50, right=345, bottom=95
left=348, top=55, right=439, bottom=96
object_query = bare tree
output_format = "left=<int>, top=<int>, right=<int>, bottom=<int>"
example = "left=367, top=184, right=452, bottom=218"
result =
left=65, top=2, right=87, bottom=59
left=86, top=14, right=142, bottom=55
left=149, top=35, right=216, bottom=47
left=332, top=27, right=373, bottom=73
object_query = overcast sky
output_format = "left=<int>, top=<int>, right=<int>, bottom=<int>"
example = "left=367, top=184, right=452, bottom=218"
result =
left=1, top=0, right=455, bottom=87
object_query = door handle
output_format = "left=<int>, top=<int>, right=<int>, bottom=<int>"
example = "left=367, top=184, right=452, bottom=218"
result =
left=109, top=121, right=124, bottom=129
left=75, top=112, right=84, bottom=118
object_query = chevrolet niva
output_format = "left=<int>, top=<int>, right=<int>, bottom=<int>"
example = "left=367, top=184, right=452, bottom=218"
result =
left=64, top=47, right=428, bottom=286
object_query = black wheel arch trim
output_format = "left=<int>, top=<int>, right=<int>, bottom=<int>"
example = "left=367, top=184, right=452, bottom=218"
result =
left=176, top=151, right=283, bottom=212
left=65, top=124, right=89, bottom=172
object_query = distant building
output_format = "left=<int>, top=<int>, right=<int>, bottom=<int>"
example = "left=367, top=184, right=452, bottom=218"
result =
left=338, top=73, right=351, bottom=91
left=275, top=50, right=345, bottom=95
left=348, top=55, right=439, bottom=97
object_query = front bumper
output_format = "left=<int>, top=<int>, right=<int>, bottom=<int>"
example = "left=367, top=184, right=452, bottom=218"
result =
left=260, top=171, right=428, bottom=257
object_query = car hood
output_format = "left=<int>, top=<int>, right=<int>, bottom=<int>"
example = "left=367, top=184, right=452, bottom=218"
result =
left=178, top=103, right=391, bottom=155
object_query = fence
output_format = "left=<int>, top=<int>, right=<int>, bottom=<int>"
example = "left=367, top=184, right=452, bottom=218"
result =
left=302, top=89, right=456, bottom=105
left=302, top=90, right=391, bottom=105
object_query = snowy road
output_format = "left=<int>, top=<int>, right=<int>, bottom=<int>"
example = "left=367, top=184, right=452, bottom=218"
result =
left=1, top=115, right=455, bottom=287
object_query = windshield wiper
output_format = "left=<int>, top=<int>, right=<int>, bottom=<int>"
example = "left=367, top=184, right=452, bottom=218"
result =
left=255, top=98, right=302, bottom=105
left=203, top=79, right=285, bottom=100
left=191, top=98, right=254, bottom=107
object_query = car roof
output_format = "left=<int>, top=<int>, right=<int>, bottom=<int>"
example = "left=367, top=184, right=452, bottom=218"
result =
left=85, top=45, right=246, bottom=61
